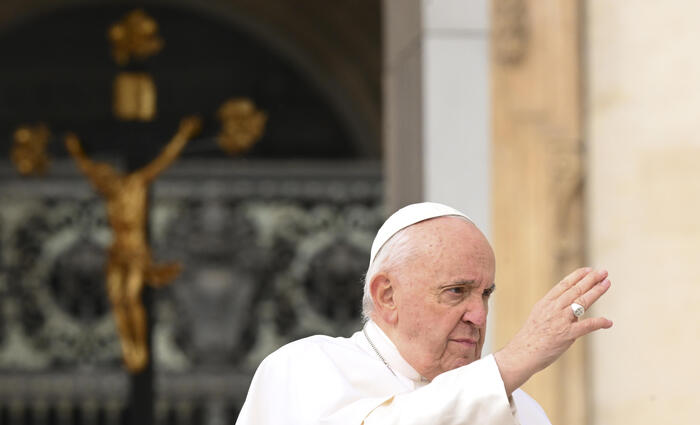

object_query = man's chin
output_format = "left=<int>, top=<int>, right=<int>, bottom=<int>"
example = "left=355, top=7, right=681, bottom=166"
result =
left=449, top=356, right=477, bottom=371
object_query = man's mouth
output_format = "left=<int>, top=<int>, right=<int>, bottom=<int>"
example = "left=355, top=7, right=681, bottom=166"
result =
left=450, top=338, right=477, bottom=346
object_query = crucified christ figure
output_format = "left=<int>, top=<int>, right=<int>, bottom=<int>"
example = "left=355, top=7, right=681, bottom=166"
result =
left=65, top=116, right=201, bottom=372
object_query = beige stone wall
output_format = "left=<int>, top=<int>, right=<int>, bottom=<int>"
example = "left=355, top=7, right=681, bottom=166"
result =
left=587, top=2, right=700, bottom=424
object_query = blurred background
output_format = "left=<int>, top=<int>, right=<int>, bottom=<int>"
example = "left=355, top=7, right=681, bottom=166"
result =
left=0, top=1, right=697, bottom=425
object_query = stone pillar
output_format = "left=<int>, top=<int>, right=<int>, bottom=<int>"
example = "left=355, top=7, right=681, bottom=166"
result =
left=383, top=0, right=424, bottom=211
left=587, top=2, right=700, bottom=424
left=490, top=1, right=586, bottom=425
left=383, top=0, right=491, bottom=235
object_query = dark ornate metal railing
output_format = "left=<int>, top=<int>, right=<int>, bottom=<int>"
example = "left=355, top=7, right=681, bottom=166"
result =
left=0, top=159, right=383, bottom=425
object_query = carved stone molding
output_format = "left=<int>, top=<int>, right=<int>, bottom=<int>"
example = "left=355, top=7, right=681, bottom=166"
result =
left=492, top=0, right=530, bottom=65
left=491, top=1, right=586, bottom=424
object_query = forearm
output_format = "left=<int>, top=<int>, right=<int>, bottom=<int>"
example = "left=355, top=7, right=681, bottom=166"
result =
left=65, top=135, right=94, bottom=174
left=140, top=117, right=200, bottom=180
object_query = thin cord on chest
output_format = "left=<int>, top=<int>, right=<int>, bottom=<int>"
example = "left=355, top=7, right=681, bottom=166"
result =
left=362, top=324, right=397, bottom=377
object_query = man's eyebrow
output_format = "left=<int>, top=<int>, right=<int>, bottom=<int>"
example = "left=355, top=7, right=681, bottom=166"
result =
left=439, top=280, right=477, bottom=288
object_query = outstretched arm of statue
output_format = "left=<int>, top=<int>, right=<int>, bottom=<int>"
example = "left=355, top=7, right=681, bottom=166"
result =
left=138, top=115, right=202, bottom=182
left=494, top=268, right=613, bottom=395
left=65, top=133, right=118, bottom=195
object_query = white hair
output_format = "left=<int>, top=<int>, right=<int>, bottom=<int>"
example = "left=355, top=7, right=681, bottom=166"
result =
left=361, top=226, right=414, bottom=321
left=361, top=215, right=474, bottom=322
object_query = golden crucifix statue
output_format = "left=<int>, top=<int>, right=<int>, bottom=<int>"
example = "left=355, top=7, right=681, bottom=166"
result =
left=65, top=116, right=201, bottom=372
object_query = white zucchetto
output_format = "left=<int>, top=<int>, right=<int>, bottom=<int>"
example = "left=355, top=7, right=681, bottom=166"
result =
left=369, top=202, right=471, bottom=268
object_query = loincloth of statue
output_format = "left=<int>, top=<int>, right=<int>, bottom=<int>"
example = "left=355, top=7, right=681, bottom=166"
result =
left=106, top=246, right=182, bottom=289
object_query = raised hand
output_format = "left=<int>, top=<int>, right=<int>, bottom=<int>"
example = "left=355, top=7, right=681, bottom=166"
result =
left=178, top=115, right=202, bottom=138
left=494, top=268, right=613, bottom=394
left=65, top=133, right=83, bottom=155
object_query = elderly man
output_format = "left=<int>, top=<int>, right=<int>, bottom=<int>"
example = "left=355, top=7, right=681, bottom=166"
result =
left=236, top=202, right=612, bottom=424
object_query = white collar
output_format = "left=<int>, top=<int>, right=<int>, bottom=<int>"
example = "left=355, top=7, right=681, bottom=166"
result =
left=364, top=320, right=429, bottom=385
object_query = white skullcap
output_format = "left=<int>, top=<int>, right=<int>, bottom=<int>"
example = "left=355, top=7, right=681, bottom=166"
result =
left=369, top=202, right=471, bottom=268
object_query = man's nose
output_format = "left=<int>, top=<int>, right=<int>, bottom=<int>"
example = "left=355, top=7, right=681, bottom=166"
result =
left=461, top=296, right=487, bottom=328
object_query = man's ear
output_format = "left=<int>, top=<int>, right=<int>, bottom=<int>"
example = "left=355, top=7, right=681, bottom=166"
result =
left=370, top=273, right=398, bottom=324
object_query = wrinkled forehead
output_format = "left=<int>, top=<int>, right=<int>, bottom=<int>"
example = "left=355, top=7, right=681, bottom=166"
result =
left=406, top=217, right=495, bottom=278
left=378, top=218, right=494, bottom=292
left=389, top=217, right=492, bottom=262
left=408, top=216, right=489, bottom=251
left=373, top=215, right=470, bottom=259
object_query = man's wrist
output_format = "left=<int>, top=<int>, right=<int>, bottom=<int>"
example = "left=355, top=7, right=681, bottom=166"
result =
left=494, top=348, right=530, bottom=396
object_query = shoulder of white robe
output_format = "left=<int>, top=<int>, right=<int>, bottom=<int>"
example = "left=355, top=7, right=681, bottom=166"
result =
left=238, top=334, right=385, bottom=424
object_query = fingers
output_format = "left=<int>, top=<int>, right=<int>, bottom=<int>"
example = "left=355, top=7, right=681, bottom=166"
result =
left=559, top=269, right=608, bottom=308
left=546, top=267, right=592, bottom=301
left=571, top=316, right=613, bottom=339
left=497, top=268, right=613, bottom=392
left=572, top=278, right=611, bottom=312
left=180, top=116, right=203, bottom=135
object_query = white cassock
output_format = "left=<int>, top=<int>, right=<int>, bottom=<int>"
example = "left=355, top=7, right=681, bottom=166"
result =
left=236, top=320, right=551, bottom=425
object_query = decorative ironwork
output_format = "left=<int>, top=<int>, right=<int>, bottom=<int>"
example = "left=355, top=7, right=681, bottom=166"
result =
left=10, top=124, right=51, bottom=176
left=113, top=72, right=157, bottom=122
left=216, top=98, right=267, bottom=155
left=64, top=116, right=201, bottom=372
left=0, top=191, right=121, bottom=371
left=108, top=9, right=164, bottom=66
left=109, top=9, right=163, bottom=122
left=0, top=159, right=383, bottom=424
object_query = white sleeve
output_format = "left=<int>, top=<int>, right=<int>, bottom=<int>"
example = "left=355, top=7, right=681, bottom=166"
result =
left=512, top=389, right=552, bottom=425
left=321, top=355, right=518, bottom=425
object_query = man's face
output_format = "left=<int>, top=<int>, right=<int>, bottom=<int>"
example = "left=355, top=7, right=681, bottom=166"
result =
left=390, top=217, right=496, bottom=381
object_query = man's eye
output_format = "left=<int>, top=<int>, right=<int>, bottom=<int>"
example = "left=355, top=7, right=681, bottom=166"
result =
left=483, top=287, right=495, bottom=298
left=447, top=287, right=465, bottom=295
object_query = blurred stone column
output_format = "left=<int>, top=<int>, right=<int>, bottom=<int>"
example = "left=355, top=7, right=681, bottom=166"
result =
left=382, top=0, right=492, bottom=236
left=490, top=1, right=586, bottom=424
